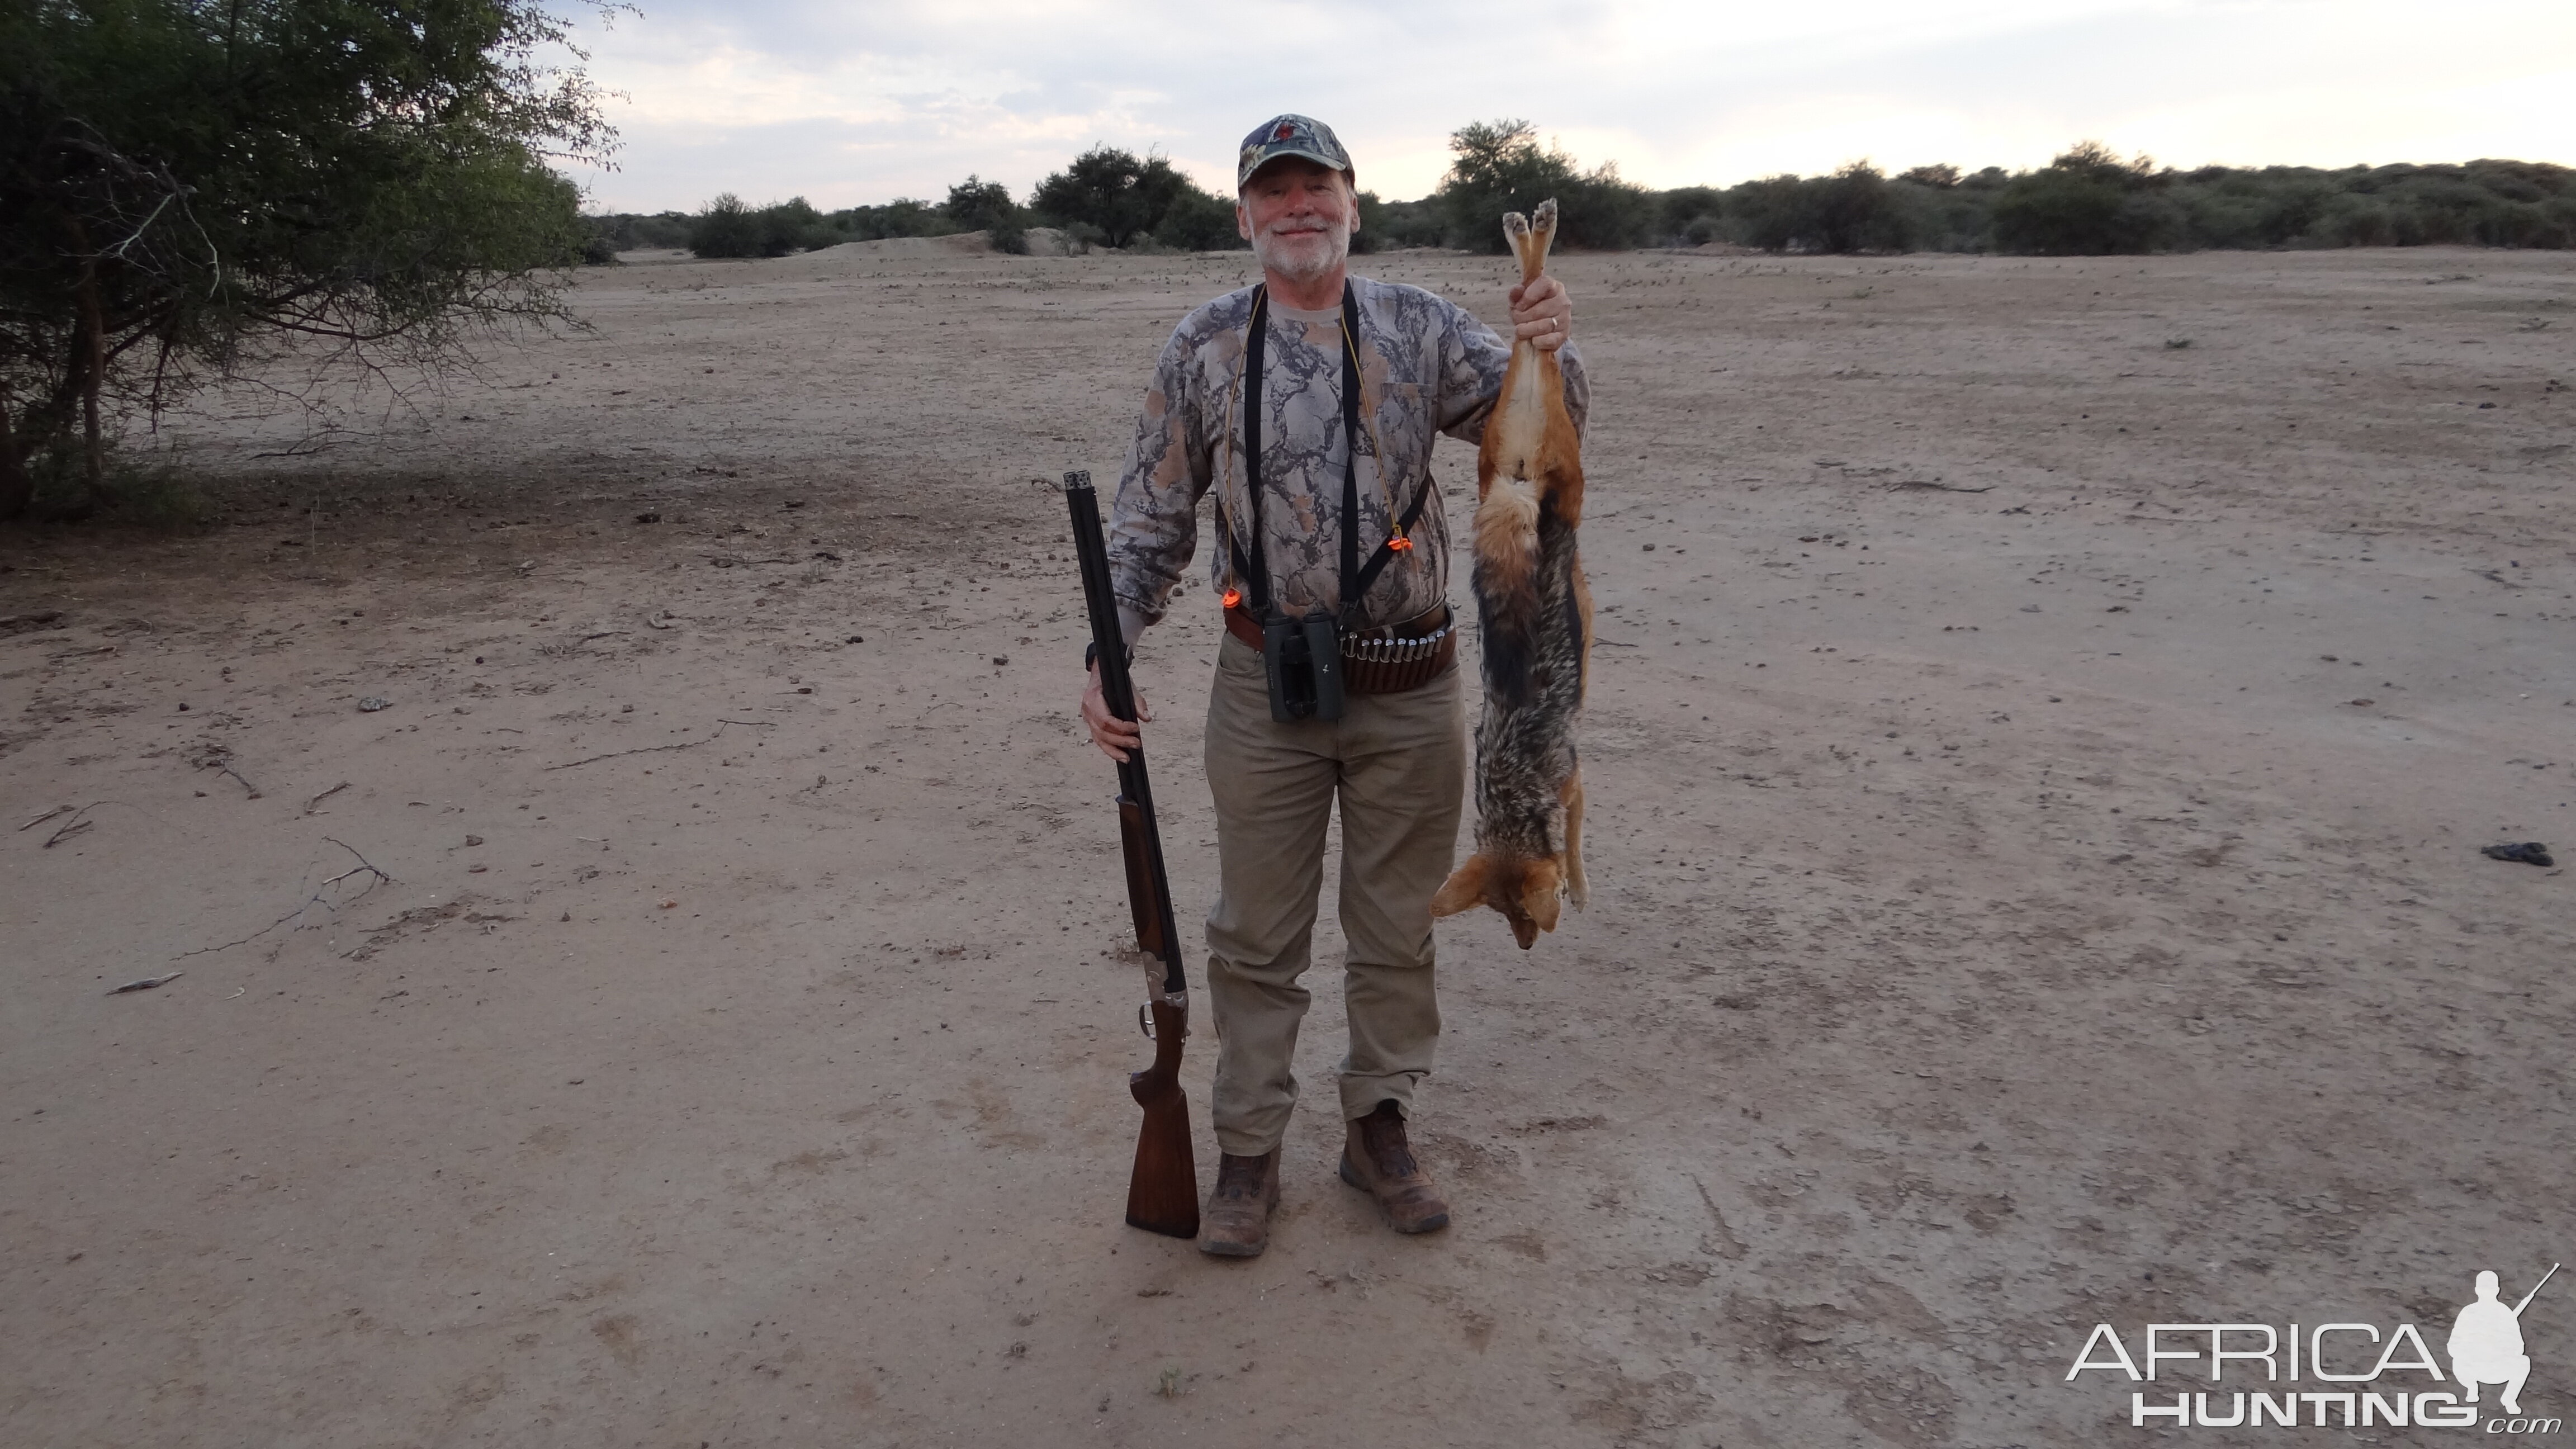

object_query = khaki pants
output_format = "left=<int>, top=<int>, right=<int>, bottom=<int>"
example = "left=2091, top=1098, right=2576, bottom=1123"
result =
left=1201, top=632, right=1466, bottom=1157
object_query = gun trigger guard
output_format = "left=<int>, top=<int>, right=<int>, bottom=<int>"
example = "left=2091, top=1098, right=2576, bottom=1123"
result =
left=1138, top=999, right=1190, bottom=1039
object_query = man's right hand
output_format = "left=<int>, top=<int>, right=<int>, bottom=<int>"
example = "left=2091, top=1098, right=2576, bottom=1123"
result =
left=1081, top=660, right=1151, bottom=762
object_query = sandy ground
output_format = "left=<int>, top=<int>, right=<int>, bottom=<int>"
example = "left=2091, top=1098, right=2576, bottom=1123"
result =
left=3, top=242, right=2573, bottom=1448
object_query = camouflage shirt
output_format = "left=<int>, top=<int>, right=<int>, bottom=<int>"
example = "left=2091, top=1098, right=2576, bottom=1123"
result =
left=1106, top=276, right=1589, bottom=638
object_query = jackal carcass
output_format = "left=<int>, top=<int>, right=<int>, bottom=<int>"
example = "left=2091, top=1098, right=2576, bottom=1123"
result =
left=1430, top=198, right=1592, bottom=949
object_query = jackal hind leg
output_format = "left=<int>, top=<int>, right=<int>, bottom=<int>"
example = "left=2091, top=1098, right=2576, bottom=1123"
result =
left=1502, top=201, right=1559, bottom=284
left=1527, top=197, right=1558, bottom=271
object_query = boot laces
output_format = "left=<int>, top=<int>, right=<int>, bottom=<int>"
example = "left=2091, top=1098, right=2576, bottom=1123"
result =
left=1363, top=1115, right=1419, bottom=1178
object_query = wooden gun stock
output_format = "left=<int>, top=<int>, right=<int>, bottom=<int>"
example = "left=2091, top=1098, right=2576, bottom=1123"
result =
left=1064, top=468, right=1199, bottom=1239
left=1125, top=997, right=1197, bottom=1237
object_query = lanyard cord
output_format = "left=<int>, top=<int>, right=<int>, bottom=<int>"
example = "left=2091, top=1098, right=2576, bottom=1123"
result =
left=1338, top=311, right=1404, bottom=542
left=1220, top=281, right=1426, bottom=624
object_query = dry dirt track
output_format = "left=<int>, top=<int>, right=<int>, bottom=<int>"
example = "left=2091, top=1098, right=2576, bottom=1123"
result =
left=3, top=242, right=2573, bottom=1448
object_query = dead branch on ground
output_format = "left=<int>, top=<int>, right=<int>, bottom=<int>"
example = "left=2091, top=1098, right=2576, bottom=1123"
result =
left=197, top=752, right=260, bottom=798
left=172, top=837, right=395, bottom=960
left=544, top=718, right=774, bottom=771
left=43, top=803, right=101, bottom=847
left=18, top=804, right=75, bottom=832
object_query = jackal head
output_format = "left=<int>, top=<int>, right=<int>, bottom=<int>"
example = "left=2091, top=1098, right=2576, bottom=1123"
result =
left=1429, top=851, right=1564, bottom=950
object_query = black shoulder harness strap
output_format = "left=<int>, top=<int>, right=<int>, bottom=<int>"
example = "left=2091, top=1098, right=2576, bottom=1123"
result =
left=1226, top=281, right=1433, bottom=627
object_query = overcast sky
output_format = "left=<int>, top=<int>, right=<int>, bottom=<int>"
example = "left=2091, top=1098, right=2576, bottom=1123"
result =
left=555, top=0, right=2576, bottom=214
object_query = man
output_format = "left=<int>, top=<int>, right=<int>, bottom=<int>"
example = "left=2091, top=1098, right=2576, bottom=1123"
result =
left=1079, top=114, right=1583, bottom=1258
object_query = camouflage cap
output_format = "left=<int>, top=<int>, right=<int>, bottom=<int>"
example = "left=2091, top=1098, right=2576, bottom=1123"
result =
left=1237, top=114, right=1353, bottom=190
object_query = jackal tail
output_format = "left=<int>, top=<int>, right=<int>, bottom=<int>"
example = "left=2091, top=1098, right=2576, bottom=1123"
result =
left=1471, top=479, right=1545, bottom=706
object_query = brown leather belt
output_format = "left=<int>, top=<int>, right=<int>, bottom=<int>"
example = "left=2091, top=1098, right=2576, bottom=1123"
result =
left=1225, top=602, right=1456, bottom=696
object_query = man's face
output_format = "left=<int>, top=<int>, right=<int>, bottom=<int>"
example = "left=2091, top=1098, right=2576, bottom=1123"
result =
left=1237, top=158, right=1356, bottom=285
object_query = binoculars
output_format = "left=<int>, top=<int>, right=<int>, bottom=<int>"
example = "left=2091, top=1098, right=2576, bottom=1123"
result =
left=1259, top=612, right=1344, bottom=723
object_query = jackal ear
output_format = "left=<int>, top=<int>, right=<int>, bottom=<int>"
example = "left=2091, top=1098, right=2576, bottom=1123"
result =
left=1519, top=860, right=1564, bottom=935
left=1429, top=857, right=1490, bottom=918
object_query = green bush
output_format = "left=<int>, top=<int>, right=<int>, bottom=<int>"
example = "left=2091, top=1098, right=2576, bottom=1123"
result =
left=1152, top=186, right=1246, bottom=252
left=1991, top=169, right=2134, bottom=253
left=1356, top=193, right=1445, bottom=250
left=2317, top=194, right=2397, bottom=247
left=1655, top=186, right=1725, bottom=246
left=1891, top=169, right=2005, bottom=251
left=689, top=194, right=762, bottom=257
left=688, top=195, right=844, bottom=257
left=1726, top=175, right=1803, bottom=251
left=1436, top=120, right=1651, bottom=251
left=1031, top=147, right=1204, bottom=248
left=1728, top=163, right=1912, bottom=253
left=759, top=197, right=828, bottom=254
left=1992, top=143, right=2176, bottom=254
left=829, top=198, right=956, bottom=242
left=944, top=176, right=1015, bottom=231
left=943, top=175, right=1024, bottom=250
left=584, top=212, right=694, bottom=251
left=1349, top=190, right=1383, bottom=253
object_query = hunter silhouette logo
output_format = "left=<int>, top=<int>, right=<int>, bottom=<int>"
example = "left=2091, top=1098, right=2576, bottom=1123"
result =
left=2066, top=1262, right=2560, bottom=1431
left=2454, top=1266, right=2555, bottom=1417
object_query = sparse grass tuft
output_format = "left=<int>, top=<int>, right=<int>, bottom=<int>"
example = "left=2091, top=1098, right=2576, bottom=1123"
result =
left=12, top=439, right=212, bottom=529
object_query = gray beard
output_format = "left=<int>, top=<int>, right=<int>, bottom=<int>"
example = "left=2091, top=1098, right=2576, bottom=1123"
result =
left=1251, top=222, right=1349, bottom=285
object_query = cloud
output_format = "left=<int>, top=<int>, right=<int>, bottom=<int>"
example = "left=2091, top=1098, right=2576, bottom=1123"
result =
left=554, top=0, right=2576, bottom=212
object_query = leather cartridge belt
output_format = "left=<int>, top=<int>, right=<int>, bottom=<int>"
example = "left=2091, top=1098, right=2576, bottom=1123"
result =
left=1225, top=602, right=1456, bottom=695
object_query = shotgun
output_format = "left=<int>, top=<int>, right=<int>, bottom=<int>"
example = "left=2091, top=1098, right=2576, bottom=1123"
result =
left=2512, top=1263, right=2559, bottom=1317
left=1063, top=468, right=1199, bottom=1239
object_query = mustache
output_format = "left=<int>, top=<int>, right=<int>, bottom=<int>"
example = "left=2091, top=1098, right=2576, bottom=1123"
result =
left=1259, top=216, right=1338, bottom=238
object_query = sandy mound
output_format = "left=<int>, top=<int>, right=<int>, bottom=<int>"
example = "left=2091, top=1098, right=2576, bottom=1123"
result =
left=798, top=230, right=998, bottom=260
left=781, top=229, right=1091, bottom=263
left=1019, top=226, right=1084, bottom=257
left=632, top=229, right=1096, bottom=271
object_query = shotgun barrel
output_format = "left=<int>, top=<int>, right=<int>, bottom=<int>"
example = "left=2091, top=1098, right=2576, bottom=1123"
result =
left=1063, top=468, right=1199, bottom=1239
left=2512, top=1262, right=2559, bottom=1317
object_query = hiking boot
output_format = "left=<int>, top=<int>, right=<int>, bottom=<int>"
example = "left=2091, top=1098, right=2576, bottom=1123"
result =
left=1339, top=1100, right=1450, bottom=1233
left=1196, top=1149, right=1281, bottom=1258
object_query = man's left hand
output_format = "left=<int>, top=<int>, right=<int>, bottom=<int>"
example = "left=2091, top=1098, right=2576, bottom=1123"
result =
left=1508, top=275, right=1573, bottom=352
